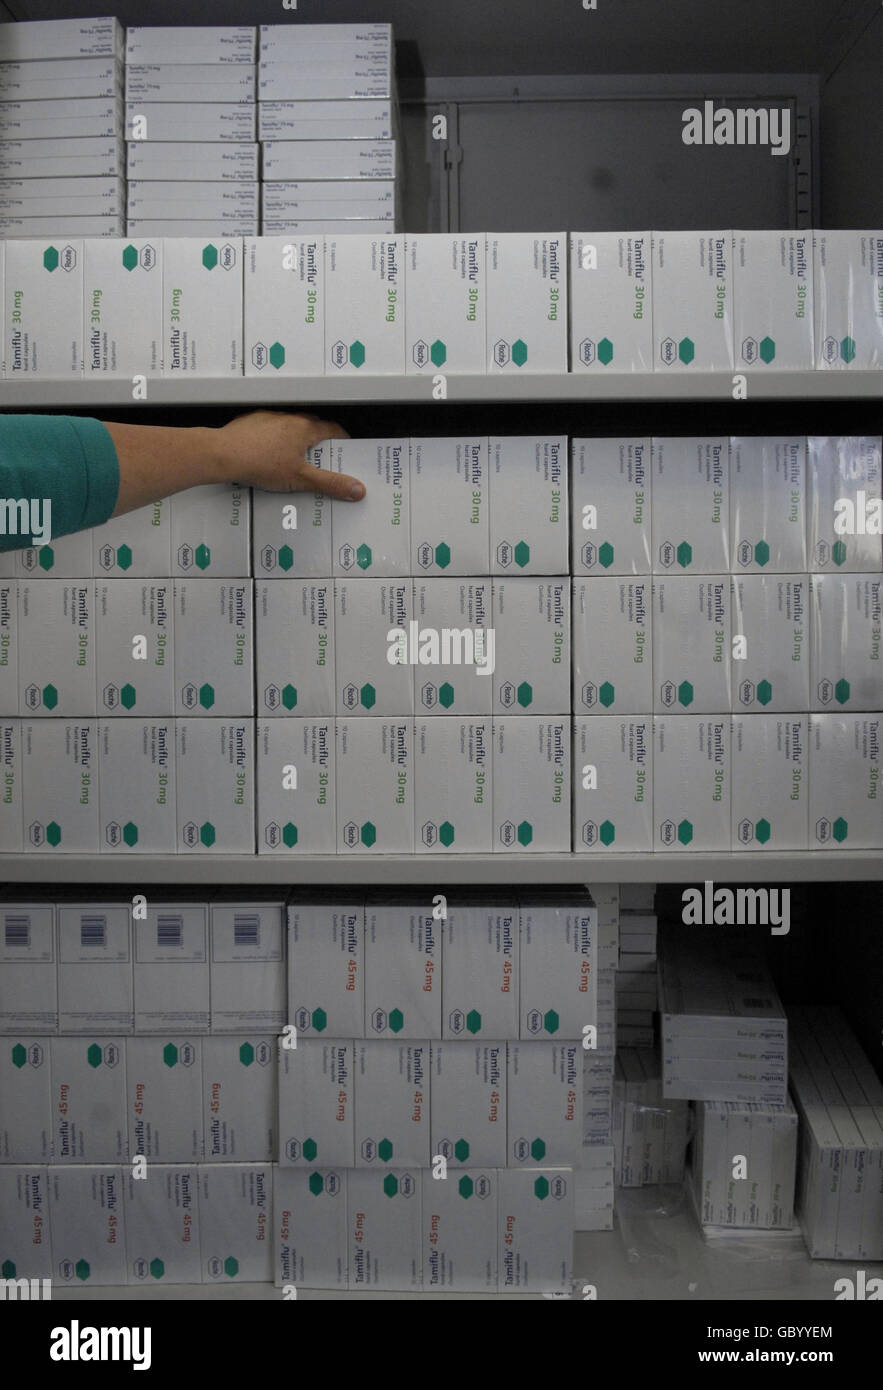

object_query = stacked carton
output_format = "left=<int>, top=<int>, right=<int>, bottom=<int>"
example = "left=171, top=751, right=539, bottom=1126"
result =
left=688, top=1097, right=798, bottom=1231
left=613, top=1048, right=689, bottom=1187
left=616, top=902, right=658, bottom=1047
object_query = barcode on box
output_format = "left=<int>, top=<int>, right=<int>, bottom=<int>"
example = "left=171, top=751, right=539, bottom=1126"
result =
left=233, top=913, right=260, bottom=947
left=157, top=914, right=183, bottom=948
left=80, top=915, right=107, bottom=948
left=4, top=915, right=30, bottom=948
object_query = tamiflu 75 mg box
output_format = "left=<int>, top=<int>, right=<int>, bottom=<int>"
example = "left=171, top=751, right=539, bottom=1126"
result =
left=98, top=720, right=176, bottom=853
left=573, top=577, right=651, bottom=714
left=811, top=575, right=882, bottom=712
left=653, top=716, right=731, bottom=851
left=405, top=235, right=486, bottom=374
left=410, top=436, right=489, bottom=574
left=330, top=437, right=410, bottom=575
left=490, top=435, right=568, bottom=575
left=83, top=237, right=162, bottom=377
left=365, top=900, right=440, bottom=1038
left=652, top=231, right=734, bottom=370
left=257, top=719, right=335, bottom=855
left=163, top=237, right=242, bottom=375
left=730, top=436, right=807, bottom=572
left=731, top=715, right=808, bottom=851
left=245, top=235, right=324, bottom=377
left=486, top=233, right=567, bottom=372
left=569, top=233, right=653, bottom=371
left=573, top=717, right=653, bottom=853
left=287, top=896, right=364, bottom=1039
left=4, top=237, right=83, bottom=377
left=652, top=437, right=729, bottom=572
left=730, top=575, right=809, bottom=711
left=571, top=437, right=652, bottom=574
left=814, top=231, right=883, bottom=369
left=324, top=234, right=404, bottom=373
left=336, top=719, right=413, bottom=853
left=733, top=231, right=814, bottom=369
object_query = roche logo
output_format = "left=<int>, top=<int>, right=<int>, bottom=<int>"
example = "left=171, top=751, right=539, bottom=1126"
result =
left=659, top=819, right=677, bottom=846
left=251, top=342, right=268, bottom=369
left=361, top=1138, right=377, bottom=1162
left=660, top=337, right=678, bottom=365
left=420, top=682, right=438, bottom=709
left=342, top=820, right=360, bottom=847
left=264, top=822, right=281, bottom=848
left=60, top=244, right=78, bottom=272
left=739, top=680, right=755, bottom=705
left=180, top=682, right=199, bottom=710
left=496, top=540, right=513, bottom=568
left=342, top=683, right=359, bottom=710
left=182, top=820, right=199, bottom=847
left=329, top=340, right=348, bottom=369
left=140, top=245, right=157, bottom=271
left=416, top=541, right=433, bottom=569
left=582, top=682, right=598, bottom=709
left=815, top=817, right=831, bottom=843
left=737, top=818, right=755, bottom=844
left=338, top=543, right=355, bottom=570
left=102, top=683, right=120, bottom=709
left=493, top=340, right=511, bottom=367
left=412, top=339, right=430, bottom=368
left=513, top=1137, right=530, bottom=1162
left=737, top=540, right=753, bottom=567
left=500, top=819, right=517, bottom=847
left=219, top=243, right=237, bottom=270
left=817, top=678, right=833, bottom=706
left=578, top=338, right=597, bottom=365
left=526, top=1008, right=543, bottom=1036
left=499, top=681, right=517, bottom=709
left=581, top=541, right=597, bottom=567
left=581, top=820, right=599, bottom=846
left=371, top=1008, right=387, bottom=1033
left=658, top=540, right=675, bottom=568
left=449, top=1009, right=465, bottom=1034
left=105, top=821, right=122, bottom=847
left=660, top=680, right=677, bottom=708
left=263, top=684, right=281, bottom=711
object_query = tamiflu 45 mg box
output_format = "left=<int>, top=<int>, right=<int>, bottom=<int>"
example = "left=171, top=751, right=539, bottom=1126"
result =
left=163, top=237, right=242, bottom=375
left=199, top=1163, right=273, bottom=1284
left=519, top=895, right=597, bottom=1039
left=571, top=437, right=652, bottom=574
left=569, top=233, right=653, bottom=371
left=0, top=901, right=56, bottom=1032
left=49, top=1165, right=127, bottom=1287
left=486, top=233, right=567, bottom=372
left=4, top=237, right=83, bottom=377
left=431, top=1042, right=506, bottom=1168
left=365, top=900, right=440, bottom=1038
left=652, top=437, right=729, bottom=572
left=126, top=1036, right=203, bottom=1161
left=279, top=1041, right=354, bottom=1168
left=441, top=898, right=518, bottom=1039
left=0, top=1166, right=50, bottom=1280
left=245, top=235, right=324, bottom=376
left=730, top=436, right=807, bottom=572
left=354, top=1040, right=430, bottom=1168
left=83, top=237, right=162, bottom=377
left=202, top=1036, right=276, bottom=1162
left=257, top=719, right=335, bottom=855
left=490, top=435, right=567, bottom=574
left=124, top=1165, right=201, bottom=1285
left=410, top=436, right=489, bottom=574
left=324, top=234, right=403, bottom=373
left=209, top=894, right=286, bottom=1033
left=0, top=1035, right=51, bottom=1160
left=347, top=1168, right=422, bottom=1291
left=652, top=231, right=734, bottom=370
left=497, top=1167, right=574, bottom=1294
left=422, top=1167, right=497, bottom=1292
left=508, top=1043, right=583, bottom=1166
left=50, top=1036, right=127, bottom=1162
left=733, top=231, right=814, bottom=369
left=273, top=1166, right=347, bottom=1291
left=406, top=234, right=486, bottom=374
left=287, top=896, right=364, bottom=1039
left=56, top=900, right=134, bottom=1033
left=134, top=906, right=209, bottom=1032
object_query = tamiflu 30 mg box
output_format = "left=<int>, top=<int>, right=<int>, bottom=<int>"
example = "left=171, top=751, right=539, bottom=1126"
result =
left=653, top=716, right=731, bottom=851
left=49, top=1165, right=127, bottom=1287
left=571, top=437, right=652, bottom=574
left=19, top=581, right=95, bottom=715
left=124, top=1165, right=201, bottom=1286
left=0, top=719, right=21, bottom=853
left=652, top=437, right=729, bottom=572
left=22, top=721, right=99, bottom=853
left=93, top=499, right=171, bottom=578
left=413, top=579, right=492, bottom=715
left=209, top=894, right=286, bottom=1032
left=731, top=576, right=809, bottom=711
left=497, top=1169, right=573, bottom=1292
left=441, top=898, right=518, bottom=1039
left=163, top=237, right=242, bottom=375
left=199, top=1163, right=273, bottom=1284
left=347, top=1168, right=422, bottom=1291
left=519, top=895, right=597, bottom=1039
left=421, top=1167, right=497, bottom=1292
left=814, top=231, right=883, bottom=369
left=493, top=717, right=570, bottom=852
left=174, top=580, right=253, bottom=715
left=331, top=437, right=410, bottom=575
left=365, top=900, right=440, bottom=1038
left=807, top=436, right=882, bottom=572
left=354, top=1041, right=430, bottom=1168
left=0, top=579, right=16, bottom=712
left=573, top=717, right=653, bottom=852
left=176, top=720, right=255, bottom=853
left=733, top=231, right=814, bottom=369
left=431, top=1042, right=506, bottom=1168
left=490, top=435, right=568, bottom=574
left=50, top=1036, right=127, bottom=1162
left=0, top=1166, right=50, bottom=1280
left=287, top=897, right=364, bottom=1039
left=56, top=901, right=133, bottom=1033
left=573, top=578, right=650, bottom=714
left=486, top=233, right=567, bottom=372
left=335, top=580, right=413, bottom=714
left=405, top=235, right=485, bottom=374
left=245, top=235, right=323, bottom=377
left=492, top=579, right=569, bottom=713
left=279, top=1041, right=355, bottom=1168
left=414, top=718, right=492, bottom=853
left=653, top=577, right=730, bottom=711
left=809, top=715, right=881, bottom=849
left=731, top=436, right=807, bottom=571
left=652, top=231, right=734, bottom=370
left=0, top=901, right=56, bottom=1032
left=410, top=436, right=489, bottom=575
left=83, top=238, right=162, bottom=377
left=257, top=720, right=335, bottom=855
left=98, top=720, right=176, bottom=853
left=170, top=483, right=250, bottom=577
left=4, top=237, right=83, bottom=377
left=0, top=1036, right=51, bottom=1160
left=336, top=719, right=413, bottom=853
left=202, top=1036, right=276, bottom=1163
left=508, top=1043, right=583, bottom=1165
left=732, top=715, right=808, bottom=851
left=134, top=907, right=209, bottom=1032
left=15, top=527, right=92, bottom=579
left=252, top=473, right=331, bottom=578
left=569, top=233, right=653, bottom=371
left=126, top=1036, right=203, bottom=1161
left=811, top=576, right=882, bottom=712
left=325, top=234, right=404, bottom=373
left=273, top=1166, right=347, bottom=1290
left=96, top=580, right=173, bottom=714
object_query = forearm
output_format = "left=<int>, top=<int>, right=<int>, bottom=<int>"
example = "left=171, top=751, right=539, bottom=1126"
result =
left=102, top=421, right=228, bottom=518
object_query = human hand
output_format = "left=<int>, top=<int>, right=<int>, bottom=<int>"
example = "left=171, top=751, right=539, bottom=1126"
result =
left=213, top=409, right=364, bottom=498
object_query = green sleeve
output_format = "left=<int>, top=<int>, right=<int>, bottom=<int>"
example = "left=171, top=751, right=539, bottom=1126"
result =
left=0, top=414, right=120, bottom=550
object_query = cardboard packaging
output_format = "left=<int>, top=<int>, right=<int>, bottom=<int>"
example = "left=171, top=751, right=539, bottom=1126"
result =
left=0, top=175, right=122, bottom=216
left=492, top=579, right=569, bottom=714
left=92, top=499, right=171, bottom=578
left=50, top=1036, right=127, bottom=1162
left=652, top=577, right=730, bottom=712
left=279, top=1040, right=355, bottom=1167
left=127, top=218, right=258, bottom=236
left=22, top=720, right=99, bottom=852
left=0, top=901, right=56, bottom=1032
left=259, top=23, right=392, bottom=51
left=256, top=75, right=392, bottom=101
left=273, top=1165, right=347, bottom=1290
left=124, top=1165, right=201, bottom=1285
left=133, top=907, right=209, bottom=1032
left=485, top=233, right=567, bottom=372
left=652, top=436, right=729, bottom=573
left=202, top=1036, right=276, bottom=1162
left=492, top=717, right=571, bottom=852
left=256, top=580, right=333, bottom=715
left=0, top=578, right=16, bottom=712
left=335, top=579, right=413, bottom=713
left=128, top=182, right=258, bottom=220
left=173, top=580, right=253, bottom=715
left=0, top=98, right=122, bottom=140
left=347, top=1168, right=422, bottom=1291
left=265, top=217, right=391, bottom=236
left=125, top=103, right=256, bottom=142
left=98, top=720, right=176, bottom=853
left=413, top=579, right=492, bottom=715
left=405, top=234, right=485, bottom=374
left=126, top=25, right=256, bottom=63
left=245, top=235, right=324, bottom=377
left=0, top=214, right=123, bottom=238
left=48, top=1165, right=127, bottom=1286
left=252, top=455, right=331, bottom=576
left=519, top=895, right=597, bottom=1039
left=0, top=1166, right=51, bottom=1280
left=807, top=436, right=882, bottom=572
left=56, top=901, right=133, bottom=1032
left=431, top=1041, right=506, bottom=1168
left=441, top=898, right=518, bottom=1040
left=287, top=896, right=365, bottom=1039
left=814, top=230, right=883, bottom=369
left=96, top=580, right=173, bottom=714
left=732, top=715, right=808, bottom=850
left=127, top=140, right=258, bottom=180
left=126, top=1037, right=203, bottom=1161
left=573, top=577, right=650, bottom=714
left=0, top=718, right=21, bottom=851
left=161, top=236, right=242, bottom=376
left=325, top=233, right=404, bottom=372
left=365, top=900, right=441, bottom=1038
left=811, top=575, right=882, bottom=711
left=421, top=1167, right=497, bottom=1291
left=262, top=139, right=395, bottom=180
left=336, top=718, right=413, bottom=852
left=653, top=716, right=731, bottom=850
left=489, top=435, right=568, bottom=575
left=809, top=714, right=882, bottom=849
left=175, top=719, right=255, bottom=853
left=126, top=63, right=256, bottom=102
left=0, top=1036, right=51, bottom=1160
left=257, top=719, right=336, bottom=855
left=733, top=231, right=814, bottom=369
left=209, top=894, right=286, bottom=1032
left=83, top=237, right=162, bottom=378
left=571, top=437, right=652, bottom=575
left=497, top=1168, right=574, bottom=1293
left=198, top=1163, right=274, bottom=1284
left=262, top=183, right=396, bottom=217
left=354, top=1040, right=430, bottom=1167
left=410, top=436, right=489, bottom=575
left=652, top=231, right=734, bottom=370
left=0, top=16, right=123, bottom=60
left=731, top=575, right=809, bottom=711
left=0, top=136, right=124, bottom=178
left=569, top=232, right=653, bottom=371
left=4, top=236, right=82, bottom=378
left=19, top=580, right=95, bottom=715
left=331, top=437, right=410, bottom=575
left=414, top=718, right=492, bottom=853
left=573, top=717, right=653, bottom=852
left=731, top=436, right=807, bottom=571
left=258, top=99, right=393, bottom=140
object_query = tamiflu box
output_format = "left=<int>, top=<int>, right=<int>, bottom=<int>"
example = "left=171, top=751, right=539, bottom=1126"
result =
left=96, top=580, right=173, bottom=714
left=354, top=1041, right=430, bottom=1168
left=405, top=235, right=486, bottom=374
left=273, top=1166, right=347, bottom=1291
left=485, top=233, right=567, bottom=372
left=0, top=135, right=124, bottom=179
left=0, top=720, right=21, bottom=852
left=170, top=483, right=250, bottom=576
left=652, top=577, right=730, bottom=711
left=279, top=1041, right=355, bottom=1168
left=126, top=1037, right=203, bottom=1161
left=0, top=98, right=122, bottom=140
left=129, top=181, right=257, bottom=221
left=127, top=141, right=258, bottom=180
left=431, top=1042, right=506, bottom=1168
left=492, top=579, right=570, bottom=713
left=573, top=578, right=650, bottom=713
left=98, top=720, right=176, bottom=853
left=50, top=1037, right=127, bottom=1163
left=814, top=231, right=883, bottom=369
left=413, top=579, right=492, bottom=714
left=809, top=714, right=881, bottom=849
left=126, top=65, right=257, bottom=103
left=19, top=580, right=96, bottom=715
left=730, top=436, right=807, bottom=572
left=209, top=894, right=286, bottom=1033
left=162, top=237, right=242, bottom=376
left=259, top=99, right=393, bottom=141
left=0, top=901, right=56, bottom=1032
left=0, top=579, right=16, bottom=712
left=262, top=140, right=395, bottom=180
left=0, top=1036, right=51, bottom=1160
left=573, top=717, right=653, bottom=853
left=807, top=436, right=882, bottom=572
left=174, top=580, right=253, bottom=715
left=336, top=719, right=413, bottom=853
left=176, top=719, right=255, bottom=853
left=125, top=104, right=256, bottom=143
left=732, top=715, right=808, bottom=851
left=0, top=17, right=122, bottom=60
left=652, top=437, right=729, bottom=572
left=93, top=499, right=172, bottom=578
left=0, top=175, right=123, bottom=217
left=733, top=231, right=814, bottom=369
left=202, top=1036, right=276, bottom=1162
left=421, top=1167, right=497, bottom=1292
left=56, top=901, right=133, bottom=1033
left=490, top=435, right=568, bottom=574
left=251, top=467, right=331, bottom=577
left=653, top=716, right=731, bottom=851
left=811, top=575, right=882, bottom=711
left=335, top=579, right=412, bottom=714
left=83, top=238, right=162, bottom=378
left=493, top=717, right=570, bottom=852
left=199, top=1163, right=273, bottom=1284
left=126, top=25, right=256, bottom=63
left=134, top=906, right=209, bottom=1032
left=519, top=895, right=597, bottom=1039
left=498, top=1167, right=574, bottom=1293
left=49, top=1165, right=127, bottom=1287
left=330, top=437, right=410, bottom=575
left=124, top=1165, right=201, bottom=1286
left=347, top=1168, right=422, bottom=1292
left=571, top=437, right=652, bottom=574
left=22, top=721, right=99, bottom=853
left=16, top=530, right=94, bottom=580
left=508, top=1043, right=582, bottom=1165
left=287, top=897, right=364, bottom=1039
left=245, top=235, right=323, bottom=377
left=410, top=436, right=489, bottom=574
left=0, top=1166, right=50, bottom=1280
left=257, top=720, right=335, bottom=855
left=324, top=234, right=404, bottom=373
left=365, top=900, right=441, bottom=1038
left=4, top=238, right=83, bottom=378
left=569, top=233, right=653, bottom=371
left=441, top=898, right=518, bottom=1039
left=414, top=719, right=492, bottom=853
left=652, top=231, right=734, bottom=370
left=261, top=182, right=396, bottom=220
left=730, top=576, right=809, bottom=710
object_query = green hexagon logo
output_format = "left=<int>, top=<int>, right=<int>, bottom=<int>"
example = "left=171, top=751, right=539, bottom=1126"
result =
left=349, top=340, right=366, bottom=368
left=123, top=822, right=139, bottom=847
left=282, top=684, right=297, bottom=710
left=439, top=682, right=455, bottom=708
left=430, top=339, right=447, bottom=366
left=439, top=821, right=455, bottom=846
left=543, top=1010, right=559, bottom=1035
left=755, top=818, right=771, bottom=844
left=599, top=681, right=615, bottom=708
left=757, top=679, right=773, bottom=706
left=466, top=1009, right=481, bottom=1034
left=356, top=543, right=372, bottom=570
left=202, top=244, right=219, bottom=270
left=149, top=1258, right=165, bottom=1279
left=269, top=342, right=286, bottom=369
left=303, top=1138, right=318, bottom=1162
left=759, top=336, right=776, bottom=364
left=383, top=1174, right=399, bottom=1197
left=116, top=543, right=133, bottom=571
left=754, top=539, right=770, bottom=567
left=1, top=1260, right=15, bottom=1278
left=278, top=544, right=294, bottom=572
left=678, top=337, right=695, bottom=364
left=38, top=546, right=55, bottom=571
left=163, top=1044, right=178, bottom=1067
left=200, top=822, right=216, bottom=847
left=833, top=817, right=848, bottom=843
left=360, top=683, right=376, bottom=710
left=311, top=1007, right=327, bottom=1033
left=239, top=1043, right=255, bottom=1066
left=678, top=681, right=694, bottom=707
left=121, top=683, right=137, bottom=710
left=832, top=540, right=847, bottom=567
left=840, top=337, right=856, bottom=364
left=195, top=543, right=211, bottom=570
left=598, top=541, right=614, bottom=568
left=224, top=1257, right=239, bottom=1278
left=600, top=820, right=616, bottom=846
left=454, top=1138, right=470, bottom=1161
left=676, top=541, right=693, bottom=568
left=46, top=821, right=61, bottom=846
left=534, top=1176, right=550, bottom=1200
left=512, top=339, right=528, bottom=367
left=309, top=1172, right=324, bottom=1196
left=87, top=1044, right=102, bottom=1069
left=458, top=1176, right=474, bottom=1198
left=835, top=679, right=850, bottom=705
left=11, top=1044, right=26, bottom=1069
left=517, top=820, right=533, bottom=846
left=42, top=683, right=58, bottom=710
left=283, top=823, right=298, bottom=847
left=43, top=246, right=60, bottom=272
left=514, top=541, right=530, bottom=567
left=598, top=338, right=614, bottom=365
left=677, top=819, right=694, bottom=845
left=122, top=244, right=139, bottom=271
left=388, top=1008, right=404, bottom=1034
left=435, top=542, right=451, bottom=569
left=516, top=681, right=533, bottom=708
left=75, top=1259, right=91, bottom=1281
left=530, top=1138, right=547, bottom=1161
left=361, top=821, right=377, bottom=847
